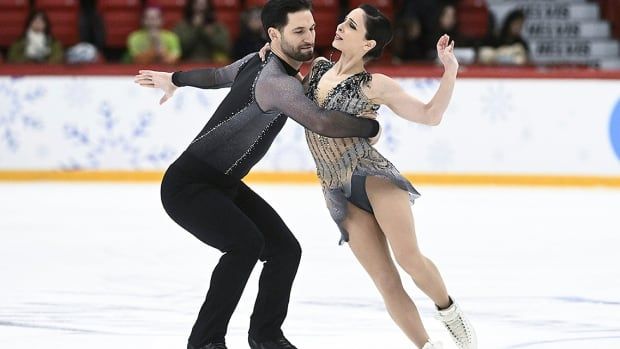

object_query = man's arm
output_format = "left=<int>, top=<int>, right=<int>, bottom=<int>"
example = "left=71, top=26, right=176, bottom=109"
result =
left=134, top=52, right=256, bottom=104
left=255, top=74, right=379, bottom=138
left=171, top=52, right=256, bottom=89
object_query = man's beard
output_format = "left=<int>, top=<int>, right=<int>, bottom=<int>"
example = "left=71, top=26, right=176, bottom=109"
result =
left=281, top=38, right=314, bottom=62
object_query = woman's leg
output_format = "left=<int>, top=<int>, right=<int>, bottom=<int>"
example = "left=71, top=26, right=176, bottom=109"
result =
left=343, top=202, right=430, bottom=348
left=365, top=176, right=451, bottom=309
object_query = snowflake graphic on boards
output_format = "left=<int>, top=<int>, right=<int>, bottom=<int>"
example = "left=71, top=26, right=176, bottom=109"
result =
left=62, top=101, right=175, bottom=170
left=480, top=83, right=514, bottom=122
left=0, top=81, right=45, bottom=152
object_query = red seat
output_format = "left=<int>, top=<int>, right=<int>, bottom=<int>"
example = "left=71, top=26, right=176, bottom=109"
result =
left=457, top=4, right=489, bottom=39
left=212, top=0, right=240, bottom=10
left=45, top=9, right=79, bottom=46
left=101, top=10, right=142, bottom=48
left=0, top=1, right=29, bottom=47
left=594, top=0, right=620, bottom=38
left=162, top=10, right=184, bottom=29
left=97, top=0, right=140, bottom=10
left=35, top=0, right=78, bottom=8
left=0, top=10, right=29, bottom=47
left=312, top=0, right=338, bottom=10
left=96, top=0, right=141, bottom=48
left=0, top=0, right=28, bottom=7
left=147, top=0, right=185, bottom=8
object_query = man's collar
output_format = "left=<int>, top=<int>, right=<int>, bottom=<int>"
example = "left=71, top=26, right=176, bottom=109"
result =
left=271, top=52, right=300, bottom=76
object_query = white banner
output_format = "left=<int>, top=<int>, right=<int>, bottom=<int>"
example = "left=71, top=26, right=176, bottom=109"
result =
left=1, top=76, right=619, bottom=176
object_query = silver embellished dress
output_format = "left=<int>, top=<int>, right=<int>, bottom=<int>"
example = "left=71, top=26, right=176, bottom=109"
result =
left=305, top=60, right=421, bottom=244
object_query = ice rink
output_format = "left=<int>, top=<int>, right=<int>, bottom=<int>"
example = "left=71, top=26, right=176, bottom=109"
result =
left=1, top=182, right=619, bottom=348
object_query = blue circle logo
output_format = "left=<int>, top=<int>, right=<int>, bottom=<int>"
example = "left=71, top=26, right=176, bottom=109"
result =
left=611, top=99, right=620, bottom=160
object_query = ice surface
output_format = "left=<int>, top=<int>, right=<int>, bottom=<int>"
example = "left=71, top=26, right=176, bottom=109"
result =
left=1, top=183, right=619, bottom=348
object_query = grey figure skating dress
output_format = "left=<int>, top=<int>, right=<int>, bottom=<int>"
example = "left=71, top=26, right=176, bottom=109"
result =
left=304, top=59, right=421, bottom=244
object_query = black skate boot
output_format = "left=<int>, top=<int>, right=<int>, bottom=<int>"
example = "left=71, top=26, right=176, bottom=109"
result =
left=248, top=336, right=297, bottom=349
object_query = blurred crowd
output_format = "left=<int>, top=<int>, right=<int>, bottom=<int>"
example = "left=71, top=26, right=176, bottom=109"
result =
left=0, top=0, right=531, bottom=66
left=393, top=1, right=529, bottom=65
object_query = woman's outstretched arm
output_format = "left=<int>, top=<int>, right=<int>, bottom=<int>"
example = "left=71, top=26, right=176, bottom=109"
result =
left=369, top=34, right=458, bottom=126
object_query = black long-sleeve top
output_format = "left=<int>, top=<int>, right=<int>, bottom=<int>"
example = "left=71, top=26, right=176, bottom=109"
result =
left=171, top=52, right=379, bottom=179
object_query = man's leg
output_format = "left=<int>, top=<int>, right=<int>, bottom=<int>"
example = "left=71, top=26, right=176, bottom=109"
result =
left=162, top=181, right=267, bottom=347
left=234, top=183, right=302, bottom=342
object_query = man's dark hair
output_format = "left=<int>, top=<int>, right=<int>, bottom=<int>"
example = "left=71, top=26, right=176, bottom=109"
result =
left=261, top=0, right=312, bottom=40
left=359, top=4, right=393, bottom=61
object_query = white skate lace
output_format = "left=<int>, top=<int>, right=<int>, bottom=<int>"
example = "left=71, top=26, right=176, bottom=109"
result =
left=435, top=302, right=475, bottom=349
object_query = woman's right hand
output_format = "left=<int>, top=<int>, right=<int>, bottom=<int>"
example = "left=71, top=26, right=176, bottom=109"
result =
left=258, top=42, right=271, bottom=61
left=436, top=34, right=458, bottom=73
left=134, top=70, right=177, bottom=105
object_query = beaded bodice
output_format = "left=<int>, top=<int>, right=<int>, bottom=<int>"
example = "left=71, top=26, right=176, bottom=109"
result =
left=304, top=60, right=381, bottom=188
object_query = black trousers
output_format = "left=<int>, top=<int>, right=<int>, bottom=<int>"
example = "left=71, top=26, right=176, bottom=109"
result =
left=160, top=152, right=302, bottom=347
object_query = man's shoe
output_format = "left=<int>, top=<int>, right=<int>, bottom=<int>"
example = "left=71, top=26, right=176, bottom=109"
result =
left=248, top=336, right=297, bottom=349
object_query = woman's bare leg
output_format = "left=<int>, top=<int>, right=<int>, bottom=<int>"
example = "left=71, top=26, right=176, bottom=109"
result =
left=365, top=176, right=451, bottom=309
left=343, top=202, right=430, bottom=348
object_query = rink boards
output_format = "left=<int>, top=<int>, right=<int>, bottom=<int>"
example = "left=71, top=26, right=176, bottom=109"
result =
left=0, top=75, right=619, bottom=185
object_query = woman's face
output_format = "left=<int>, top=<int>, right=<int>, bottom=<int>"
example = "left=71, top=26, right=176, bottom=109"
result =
left=509, top=18, right=524, bottom=36
left=332, top=8, right=374, bottom=57
left=30, top=14, right=46, bottom=33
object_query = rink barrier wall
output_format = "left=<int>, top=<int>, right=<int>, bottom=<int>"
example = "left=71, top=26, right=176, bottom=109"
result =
left=1, top=65, right=619, bottom=186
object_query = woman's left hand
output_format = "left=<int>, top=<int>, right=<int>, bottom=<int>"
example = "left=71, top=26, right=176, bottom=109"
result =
left=436, top=34, right=458, bottom=72
left=258, top=42, right=271, bottom=62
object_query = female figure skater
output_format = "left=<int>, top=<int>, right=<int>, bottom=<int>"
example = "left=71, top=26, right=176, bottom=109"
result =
left=263, top=4, right=477, bottom=349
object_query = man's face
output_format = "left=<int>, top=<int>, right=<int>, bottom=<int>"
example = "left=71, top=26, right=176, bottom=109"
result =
left=278, top=10, right=315, bottom=62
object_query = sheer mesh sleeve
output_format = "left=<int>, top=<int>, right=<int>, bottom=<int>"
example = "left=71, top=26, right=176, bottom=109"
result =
left=255, top=67, right=379, bottom=138
left=171, top=53, right=256, bottom=89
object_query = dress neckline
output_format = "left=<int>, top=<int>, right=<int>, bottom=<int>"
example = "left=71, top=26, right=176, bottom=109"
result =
left=314, top=64, right=369, bottom=107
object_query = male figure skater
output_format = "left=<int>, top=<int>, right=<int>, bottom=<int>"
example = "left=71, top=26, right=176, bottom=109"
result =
left=134, top=1, right=379, bottom=349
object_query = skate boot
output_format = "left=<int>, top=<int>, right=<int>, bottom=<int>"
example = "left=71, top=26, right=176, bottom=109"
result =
left=435, top=297, right=477, bottom=349
left=249, top=336, right=297, bottom=349
left=422, top=340, right=443, bottom=349
left=187, top=342, right=227, bottom=349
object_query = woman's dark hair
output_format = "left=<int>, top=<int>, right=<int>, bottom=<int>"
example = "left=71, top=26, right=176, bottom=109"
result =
left=183, top=0, right=215, bottom=25
left=261, top=0, right=312, bottom=40
left=499, top=9, right=525, bottom=40
left=358, top=4, right=393, bottom=61
left=22, top=10, right=52, bottom=38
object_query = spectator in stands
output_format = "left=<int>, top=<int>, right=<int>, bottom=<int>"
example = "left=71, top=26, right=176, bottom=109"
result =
left=427, top=3, right=465, bottom=59
left=127, top=6, right=181, bottom=64
left=233, top=7, right=266, bottom=60
left=478, top=9, right=529, bottom=65
left=392, top=15, right=428, bottom=62
left=7, top=10, right=63, bottom=64
left=173, top=0, right=230, bottom=63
